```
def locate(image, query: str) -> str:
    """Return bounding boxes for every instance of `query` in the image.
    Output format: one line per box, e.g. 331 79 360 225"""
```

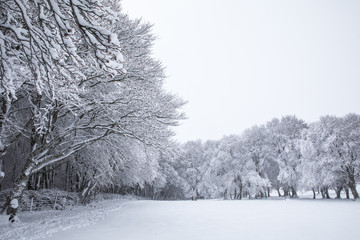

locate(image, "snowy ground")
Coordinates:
0 197 133 240
2 196 359 240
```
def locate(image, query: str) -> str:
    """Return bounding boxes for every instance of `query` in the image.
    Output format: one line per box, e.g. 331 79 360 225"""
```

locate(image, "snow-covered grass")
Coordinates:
0 195 137 240
36 199 360 240
1 196 360 240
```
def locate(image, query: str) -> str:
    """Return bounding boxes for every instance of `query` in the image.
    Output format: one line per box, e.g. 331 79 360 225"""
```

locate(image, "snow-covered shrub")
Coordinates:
0 189 79 212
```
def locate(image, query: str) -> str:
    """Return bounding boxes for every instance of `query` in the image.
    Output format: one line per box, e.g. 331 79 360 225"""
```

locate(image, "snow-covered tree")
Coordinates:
300 114 360 199
148 151 190 200
240 126 272 197
0 1 185 221
0 0 125 154
299 120 338 199
337 114 360 198
299 127 323 198
175 114 358 200
266 116 307 197
177 140 207 199
195 134 271 200
206 136 239 199
197 139 221 198
0 0 127 221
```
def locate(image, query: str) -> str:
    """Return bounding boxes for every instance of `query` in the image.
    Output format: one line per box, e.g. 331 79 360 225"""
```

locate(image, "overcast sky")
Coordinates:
121 0 360 143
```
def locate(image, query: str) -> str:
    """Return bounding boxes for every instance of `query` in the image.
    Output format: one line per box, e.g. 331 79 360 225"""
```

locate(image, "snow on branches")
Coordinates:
1 0 125 98
0 0 127 154
0 0 185 222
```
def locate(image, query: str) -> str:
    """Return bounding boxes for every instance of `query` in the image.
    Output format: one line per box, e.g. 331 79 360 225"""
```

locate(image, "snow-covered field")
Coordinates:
0 197 132 240
2 197 359 240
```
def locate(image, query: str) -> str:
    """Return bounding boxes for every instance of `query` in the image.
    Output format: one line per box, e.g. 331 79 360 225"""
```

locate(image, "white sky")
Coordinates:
121 0 360 143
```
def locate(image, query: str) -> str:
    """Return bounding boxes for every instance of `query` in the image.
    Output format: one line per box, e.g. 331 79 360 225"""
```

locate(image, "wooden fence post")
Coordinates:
53 192 58 209
30 198 34 213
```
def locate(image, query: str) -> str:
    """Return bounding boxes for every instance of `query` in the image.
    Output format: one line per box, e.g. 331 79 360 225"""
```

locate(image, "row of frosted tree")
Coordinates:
176 114 360 200
0 0 185 222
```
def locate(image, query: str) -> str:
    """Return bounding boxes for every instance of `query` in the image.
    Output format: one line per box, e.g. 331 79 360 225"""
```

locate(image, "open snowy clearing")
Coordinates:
3 198 358 240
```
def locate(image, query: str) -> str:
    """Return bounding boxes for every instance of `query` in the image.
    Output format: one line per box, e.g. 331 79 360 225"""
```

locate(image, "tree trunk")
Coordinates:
346 167 359 199
259 191 264 199
348 181 359 199
283 188 289 197
0 173 3 190
0 158 5 190
223 189 228 200
312 188 316 199
44 170 49 188
320 188 326 199
50 168 55 189
325 188 330 199
320 187 330 199
65 162 70 191
80 181 98 204
238 184 243 200
28 174 35 190
290 187 298 198
196 188 200 200
344 187 350 199
1 159 36 222
36 174 41 190
335 187 342 199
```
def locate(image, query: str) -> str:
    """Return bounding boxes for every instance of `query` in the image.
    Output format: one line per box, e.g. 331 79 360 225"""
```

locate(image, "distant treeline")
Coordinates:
175 114 360 200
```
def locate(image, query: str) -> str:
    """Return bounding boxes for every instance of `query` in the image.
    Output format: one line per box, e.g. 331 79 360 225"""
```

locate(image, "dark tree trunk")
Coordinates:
260 191 264 199
28 174 35 190
335 187 342 199
0 159 5 190
320 188 326 199
348 181 359 199
344 187 350 199
0 174 3 190
312 188 316 199
65 162 70 191
346 167 359 199
320 187 330 199
325 188 330 199
238 184 243 200
223 189 228 200
283 187 289 197
50 168 55 189
44 170 49 188
290 187 298 198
